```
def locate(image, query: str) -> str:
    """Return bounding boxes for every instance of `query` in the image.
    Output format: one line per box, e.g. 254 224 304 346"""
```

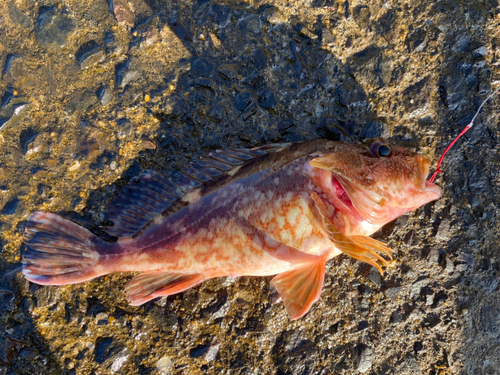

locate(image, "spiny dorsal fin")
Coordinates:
103 144 292 237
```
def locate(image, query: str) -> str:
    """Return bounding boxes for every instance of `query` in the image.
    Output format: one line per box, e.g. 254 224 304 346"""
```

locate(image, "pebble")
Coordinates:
357 346 374 373
257 89 276 109
211 4 231 27
209 103 226 122
238 15 261 35
37 11 76 48
115 59 143 87
8 2 33 29
368 267 382 287
1 199 19 215
76 40 106 69
94 337 130 373
234 91 252 111
191 57 214 77
278 119 294 132
105 32 118 55
218 64 238 81
253 48 268 70
97 86 113 106
112 0 135 27
321 28 336 48
294 20 317 39
156 356 173 375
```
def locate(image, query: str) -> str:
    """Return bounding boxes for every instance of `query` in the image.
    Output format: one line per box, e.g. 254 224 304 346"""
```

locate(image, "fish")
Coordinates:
22 139 442 320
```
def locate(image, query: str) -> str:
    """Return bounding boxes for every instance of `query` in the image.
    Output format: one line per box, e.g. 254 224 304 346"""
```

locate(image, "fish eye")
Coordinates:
369 140 392 157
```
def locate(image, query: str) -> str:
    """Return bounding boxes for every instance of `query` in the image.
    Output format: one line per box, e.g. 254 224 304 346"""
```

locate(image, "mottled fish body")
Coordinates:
23 139 441 319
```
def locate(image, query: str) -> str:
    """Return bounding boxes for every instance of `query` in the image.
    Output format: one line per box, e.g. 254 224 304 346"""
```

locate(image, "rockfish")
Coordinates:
23 139 442 320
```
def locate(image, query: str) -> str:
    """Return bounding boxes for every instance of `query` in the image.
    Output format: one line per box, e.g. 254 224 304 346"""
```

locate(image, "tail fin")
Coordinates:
23 212 106 285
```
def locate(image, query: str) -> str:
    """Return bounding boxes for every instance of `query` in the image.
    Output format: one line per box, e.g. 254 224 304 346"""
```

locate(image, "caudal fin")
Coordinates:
23 212 105 285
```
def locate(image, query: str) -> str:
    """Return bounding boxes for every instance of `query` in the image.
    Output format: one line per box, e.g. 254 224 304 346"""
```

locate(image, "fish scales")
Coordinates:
117 155 329 277
22 139 442 319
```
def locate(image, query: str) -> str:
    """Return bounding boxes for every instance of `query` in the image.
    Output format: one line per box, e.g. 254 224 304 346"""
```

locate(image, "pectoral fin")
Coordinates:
330 232 394 274
310 192 394 274
270 258 327 320
125 271 205 305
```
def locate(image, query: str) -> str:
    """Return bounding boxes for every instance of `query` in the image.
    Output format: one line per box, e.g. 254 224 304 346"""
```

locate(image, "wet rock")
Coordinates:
172 24 193 43
218 63 238 81
265 9 287 25
105 32 118 55
1 87 15 108
0 289 15 314
289 40 309 81
190 342 211 358
353 5 371 30
149 307 179 332
369 267 382 287
8 2 33 29
293 20 317 40
87 0 110 22
320 28 335 48
349 45 383 88
315 116 343 141
257 89 276 109
0 336 29 367
204 339 221 362
375 9 398 43
19 128 39 155
194 77 215 90
75 40 105 69
128 0 153 19
191 57 214 77
65 90 97 114
253 48 268 70
405 28 428 53
211 4 231 27
2 54 18 78
452 33 471 53
209 103 225 122
234 91 252 111
336 80 367 107
115 58 144 87
238 15 261 35
360 121 383 139
141 25 158 47
402 76 431 113
33 286 59 308
112 0 135 27
37 8 76 48
97 86 113 106
94 337 130 373
278 119 294 132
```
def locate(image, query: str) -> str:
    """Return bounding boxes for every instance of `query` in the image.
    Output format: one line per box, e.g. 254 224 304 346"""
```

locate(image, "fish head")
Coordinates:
310 139 442 226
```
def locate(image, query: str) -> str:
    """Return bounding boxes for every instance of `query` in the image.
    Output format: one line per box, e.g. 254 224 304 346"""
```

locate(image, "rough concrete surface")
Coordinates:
0 0 500 374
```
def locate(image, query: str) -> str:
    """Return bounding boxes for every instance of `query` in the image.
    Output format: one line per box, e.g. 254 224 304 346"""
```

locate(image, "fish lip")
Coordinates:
424 180 443 198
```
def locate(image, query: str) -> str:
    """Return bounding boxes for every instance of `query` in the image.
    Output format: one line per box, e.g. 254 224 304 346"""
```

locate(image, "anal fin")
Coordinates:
270 258 327 320
125 271 205 305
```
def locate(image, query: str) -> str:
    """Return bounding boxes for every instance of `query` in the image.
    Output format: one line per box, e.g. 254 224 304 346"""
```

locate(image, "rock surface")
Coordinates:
0 0 499 374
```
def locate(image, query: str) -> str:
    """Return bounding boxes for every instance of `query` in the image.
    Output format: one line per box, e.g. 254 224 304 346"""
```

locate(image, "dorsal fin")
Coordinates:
103 144 293 237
